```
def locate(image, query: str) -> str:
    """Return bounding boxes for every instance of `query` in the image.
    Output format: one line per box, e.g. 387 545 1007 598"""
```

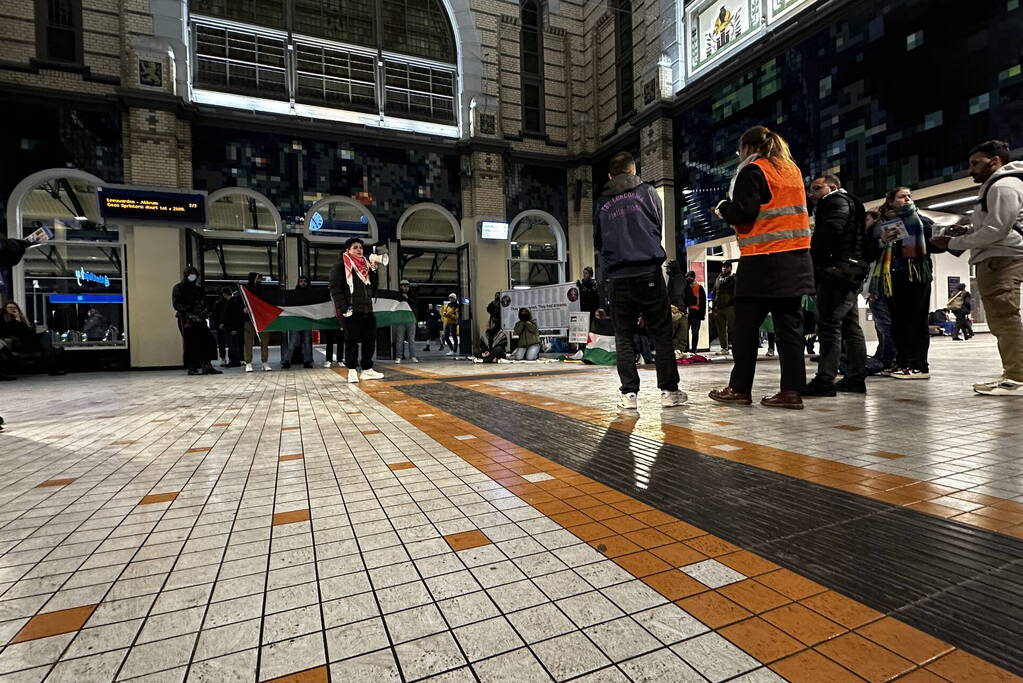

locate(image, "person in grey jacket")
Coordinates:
933 140 1023 395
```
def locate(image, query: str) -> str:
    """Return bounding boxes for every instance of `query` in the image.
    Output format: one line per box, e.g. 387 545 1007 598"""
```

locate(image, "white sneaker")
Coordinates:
361 368 384 380
661 390 688 407
395 358 402 364
411 357 420 363
617 392 639 411
264 365 272 372
323 361 332 368
973 377 1023 395
445 350 455 356
892 368 928 380
766 349 776 357
244 363 253 373
348 369 360 383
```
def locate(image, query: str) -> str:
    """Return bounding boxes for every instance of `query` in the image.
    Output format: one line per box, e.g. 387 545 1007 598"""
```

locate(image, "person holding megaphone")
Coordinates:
329 237 386 383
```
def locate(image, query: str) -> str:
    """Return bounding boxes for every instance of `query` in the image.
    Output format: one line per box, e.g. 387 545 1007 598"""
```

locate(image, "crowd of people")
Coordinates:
589 132 1023 410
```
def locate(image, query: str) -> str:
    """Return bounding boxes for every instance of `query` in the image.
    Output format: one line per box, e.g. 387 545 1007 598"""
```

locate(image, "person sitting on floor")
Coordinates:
476 318 509 363
671 305 688 357
0 301 65 377
512 307 541 360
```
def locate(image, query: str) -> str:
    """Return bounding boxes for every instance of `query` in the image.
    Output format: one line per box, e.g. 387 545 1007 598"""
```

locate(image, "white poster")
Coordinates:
568 312 591 344
500 283 582 335
687 0 764 79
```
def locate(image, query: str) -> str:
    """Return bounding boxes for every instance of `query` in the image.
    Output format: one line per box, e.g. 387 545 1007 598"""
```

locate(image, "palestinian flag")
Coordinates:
581 332 616 365
240 285 415 332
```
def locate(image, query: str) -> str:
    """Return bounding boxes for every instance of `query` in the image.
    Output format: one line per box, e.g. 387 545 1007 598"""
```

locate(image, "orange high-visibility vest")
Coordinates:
736 158 811 256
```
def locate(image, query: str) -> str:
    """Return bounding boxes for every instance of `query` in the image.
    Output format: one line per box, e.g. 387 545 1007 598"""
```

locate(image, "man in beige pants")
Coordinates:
933 140 1023 395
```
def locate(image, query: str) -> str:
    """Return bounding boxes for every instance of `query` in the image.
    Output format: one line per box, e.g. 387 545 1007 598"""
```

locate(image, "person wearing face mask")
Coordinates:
282 275 315 369
329 237 384 383
425 304 442 351
932 140 1023 395
394 279 419 363
864 186 943 380
511 307 541 360
172 266 221 376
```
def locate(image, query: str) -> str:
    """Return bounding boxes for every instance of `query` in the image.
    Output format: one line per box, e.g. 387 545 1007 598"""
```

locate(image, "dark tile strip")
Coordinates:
397 382 1023 676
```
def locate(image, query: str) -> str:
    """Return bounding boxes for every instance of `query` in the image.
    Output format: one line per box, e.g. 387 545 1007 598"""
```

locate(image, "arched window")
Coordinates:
189 0 458 126
302 196 379 244
614 0 634 119
508 210 566 288
206 188 283 239
397 203 461 247
520 0 544 133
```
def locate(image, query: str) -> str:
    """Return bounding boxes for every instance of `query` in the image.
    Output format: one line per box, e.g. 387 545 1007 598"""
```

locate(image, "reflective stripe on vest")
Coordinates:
736 159 812 257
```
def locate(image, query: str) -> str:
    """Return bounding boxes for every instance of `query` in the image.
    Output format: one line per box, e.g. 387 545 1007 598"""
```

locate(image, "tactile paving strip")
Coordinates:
398 381 1023 676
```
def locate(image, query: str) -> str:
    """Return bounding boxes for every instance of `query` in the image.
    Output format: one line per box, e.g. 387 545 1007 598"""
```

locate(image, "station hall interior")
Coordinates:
1 0 1023 681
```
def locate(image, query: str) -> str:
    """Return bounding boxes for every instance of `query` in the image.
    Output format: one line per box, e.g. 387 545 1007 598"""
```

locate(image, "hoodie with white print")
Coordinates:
949 161 1023 264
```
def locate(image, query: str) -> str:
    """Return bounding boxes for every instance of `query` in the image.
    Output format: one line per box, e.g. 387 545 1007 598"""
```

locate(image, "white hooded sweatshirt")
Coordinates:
949 160 1023 264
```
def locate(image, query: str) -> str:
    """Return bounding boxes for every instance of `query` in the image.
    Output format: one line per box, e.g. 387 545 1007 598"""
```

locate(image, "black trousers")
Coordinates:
890 279 931 372
178 319 217 370
953 309 973 339
729 296 806 394
609 272 680 394
323 329 345 363
688 317 702 352
814 283 867 384
341 311 376 370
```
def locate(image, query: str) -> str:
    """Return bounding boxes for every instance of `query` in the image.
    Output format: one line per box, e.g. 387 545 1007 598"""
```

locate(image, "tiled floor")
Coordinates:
0 334 1019 682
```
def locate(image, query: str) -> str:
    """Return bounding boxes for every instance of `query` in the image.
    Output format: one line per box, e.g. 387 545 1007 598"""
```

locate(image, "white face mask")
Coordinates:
187 274 198 282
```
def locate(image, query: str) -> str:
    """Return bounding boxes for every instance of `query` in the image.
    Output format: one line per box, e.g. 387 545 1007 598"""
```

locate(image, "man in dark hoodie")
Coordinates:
594 151 686 410
171 266 221 376
0 236 31 429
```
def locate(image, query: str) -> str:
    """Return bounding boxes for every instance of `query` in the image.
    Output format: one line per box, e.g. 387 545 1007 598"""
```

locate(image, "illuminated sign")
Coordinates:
75 268 110 288
479 221 510 240
98 186 207 225
310 212 324 231
687 0 765 80
51 294 124 304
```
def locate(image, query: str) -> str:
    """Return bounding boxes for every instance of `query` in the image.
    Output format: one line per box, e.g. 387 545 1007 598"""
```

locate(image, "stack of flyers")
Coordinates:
878 217 909 242
25 226 54 245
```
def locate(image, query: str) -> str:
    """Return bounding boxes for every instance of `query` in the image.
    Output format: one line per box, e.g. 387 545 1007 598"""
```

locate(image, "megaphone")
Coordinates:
368 252 389 267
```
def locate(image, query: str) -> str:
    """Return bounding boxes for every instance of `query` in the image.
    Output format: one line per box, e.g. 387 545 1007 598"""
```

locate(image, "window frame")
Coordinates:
34 0 84 67
519 0 546 135
614 0 635 121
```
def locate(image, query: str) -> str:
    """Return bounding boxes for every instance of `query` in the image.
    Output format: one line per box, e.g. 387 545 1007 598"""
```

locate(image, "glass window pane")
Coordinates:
189 0 286 29
381 0 456 63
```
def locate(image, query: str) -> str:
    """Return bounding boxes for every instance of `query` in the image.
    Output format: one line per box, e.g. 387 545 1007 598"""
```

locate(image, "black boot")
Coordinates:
202 363 222 375
188 368 202 376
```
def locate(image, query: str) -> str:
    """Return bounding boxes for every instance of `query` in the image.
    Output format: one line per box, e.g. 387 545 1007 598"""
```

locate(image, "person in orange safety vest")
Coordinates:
708 125 815 410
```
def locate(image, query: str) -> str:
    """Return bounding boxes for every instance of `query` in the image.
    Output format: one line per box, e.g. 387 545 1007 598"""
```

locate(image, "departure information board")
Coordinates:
98 186 207 224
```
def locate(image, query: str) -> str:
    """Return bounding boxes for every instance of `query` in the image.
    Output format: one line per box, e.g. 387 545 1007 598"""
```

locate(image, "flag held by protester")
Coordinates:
240 285 414 332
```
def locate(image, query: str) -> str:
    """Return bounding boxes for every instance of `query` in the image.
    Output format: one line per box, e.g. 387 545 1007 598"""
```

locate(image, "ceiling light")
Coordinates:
925 196 977 209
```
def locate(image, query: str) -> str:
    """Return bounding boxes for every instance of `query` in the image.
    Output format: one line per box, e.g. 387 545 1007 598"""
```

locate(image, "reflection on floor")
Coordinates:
0 334 1019 682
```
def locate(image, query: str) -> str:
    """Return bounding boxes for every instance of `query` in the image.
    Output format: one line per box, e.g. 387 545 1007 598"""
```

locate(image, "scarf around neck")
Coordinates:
342 252 370 294
869 202 931 296
728 154 761 199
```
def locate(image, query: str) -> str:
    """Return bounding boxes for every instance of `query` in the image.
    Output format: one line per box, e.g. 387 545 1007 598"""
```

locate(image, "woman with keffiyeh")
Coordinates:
865 187 944 380
329 237 385 383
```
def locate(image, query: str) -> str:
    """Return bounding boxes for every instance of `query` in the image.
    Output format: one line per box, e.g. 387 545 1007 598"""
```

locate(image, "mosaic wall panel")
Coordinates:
506 162 569 234
675 0 1023 244
191 124 462 242
1 99 123 236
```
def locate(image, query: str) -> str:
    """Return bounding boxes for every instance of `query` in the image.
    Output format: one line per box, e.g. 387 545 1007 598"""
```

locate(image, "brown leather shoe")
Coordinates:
708 387 753 405
761 390 804 410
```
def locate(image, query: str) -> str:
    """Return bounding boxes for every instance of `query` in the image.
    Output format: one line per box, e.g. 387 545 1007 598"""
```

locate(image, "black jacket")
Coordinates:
594 174 666 277
328 261 378 313
172 279 206 322
665 261 686 310
398 288 419 320
576 277 599 312
683 282 707 321
712 272 736 309
0 238 28 268
717 164 815 299
810 190 865 276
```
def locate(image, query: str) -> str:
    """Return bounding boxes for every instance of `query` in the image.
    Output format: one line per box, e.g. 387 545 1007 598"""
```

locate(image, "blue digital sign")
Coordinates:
50 294 124 304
